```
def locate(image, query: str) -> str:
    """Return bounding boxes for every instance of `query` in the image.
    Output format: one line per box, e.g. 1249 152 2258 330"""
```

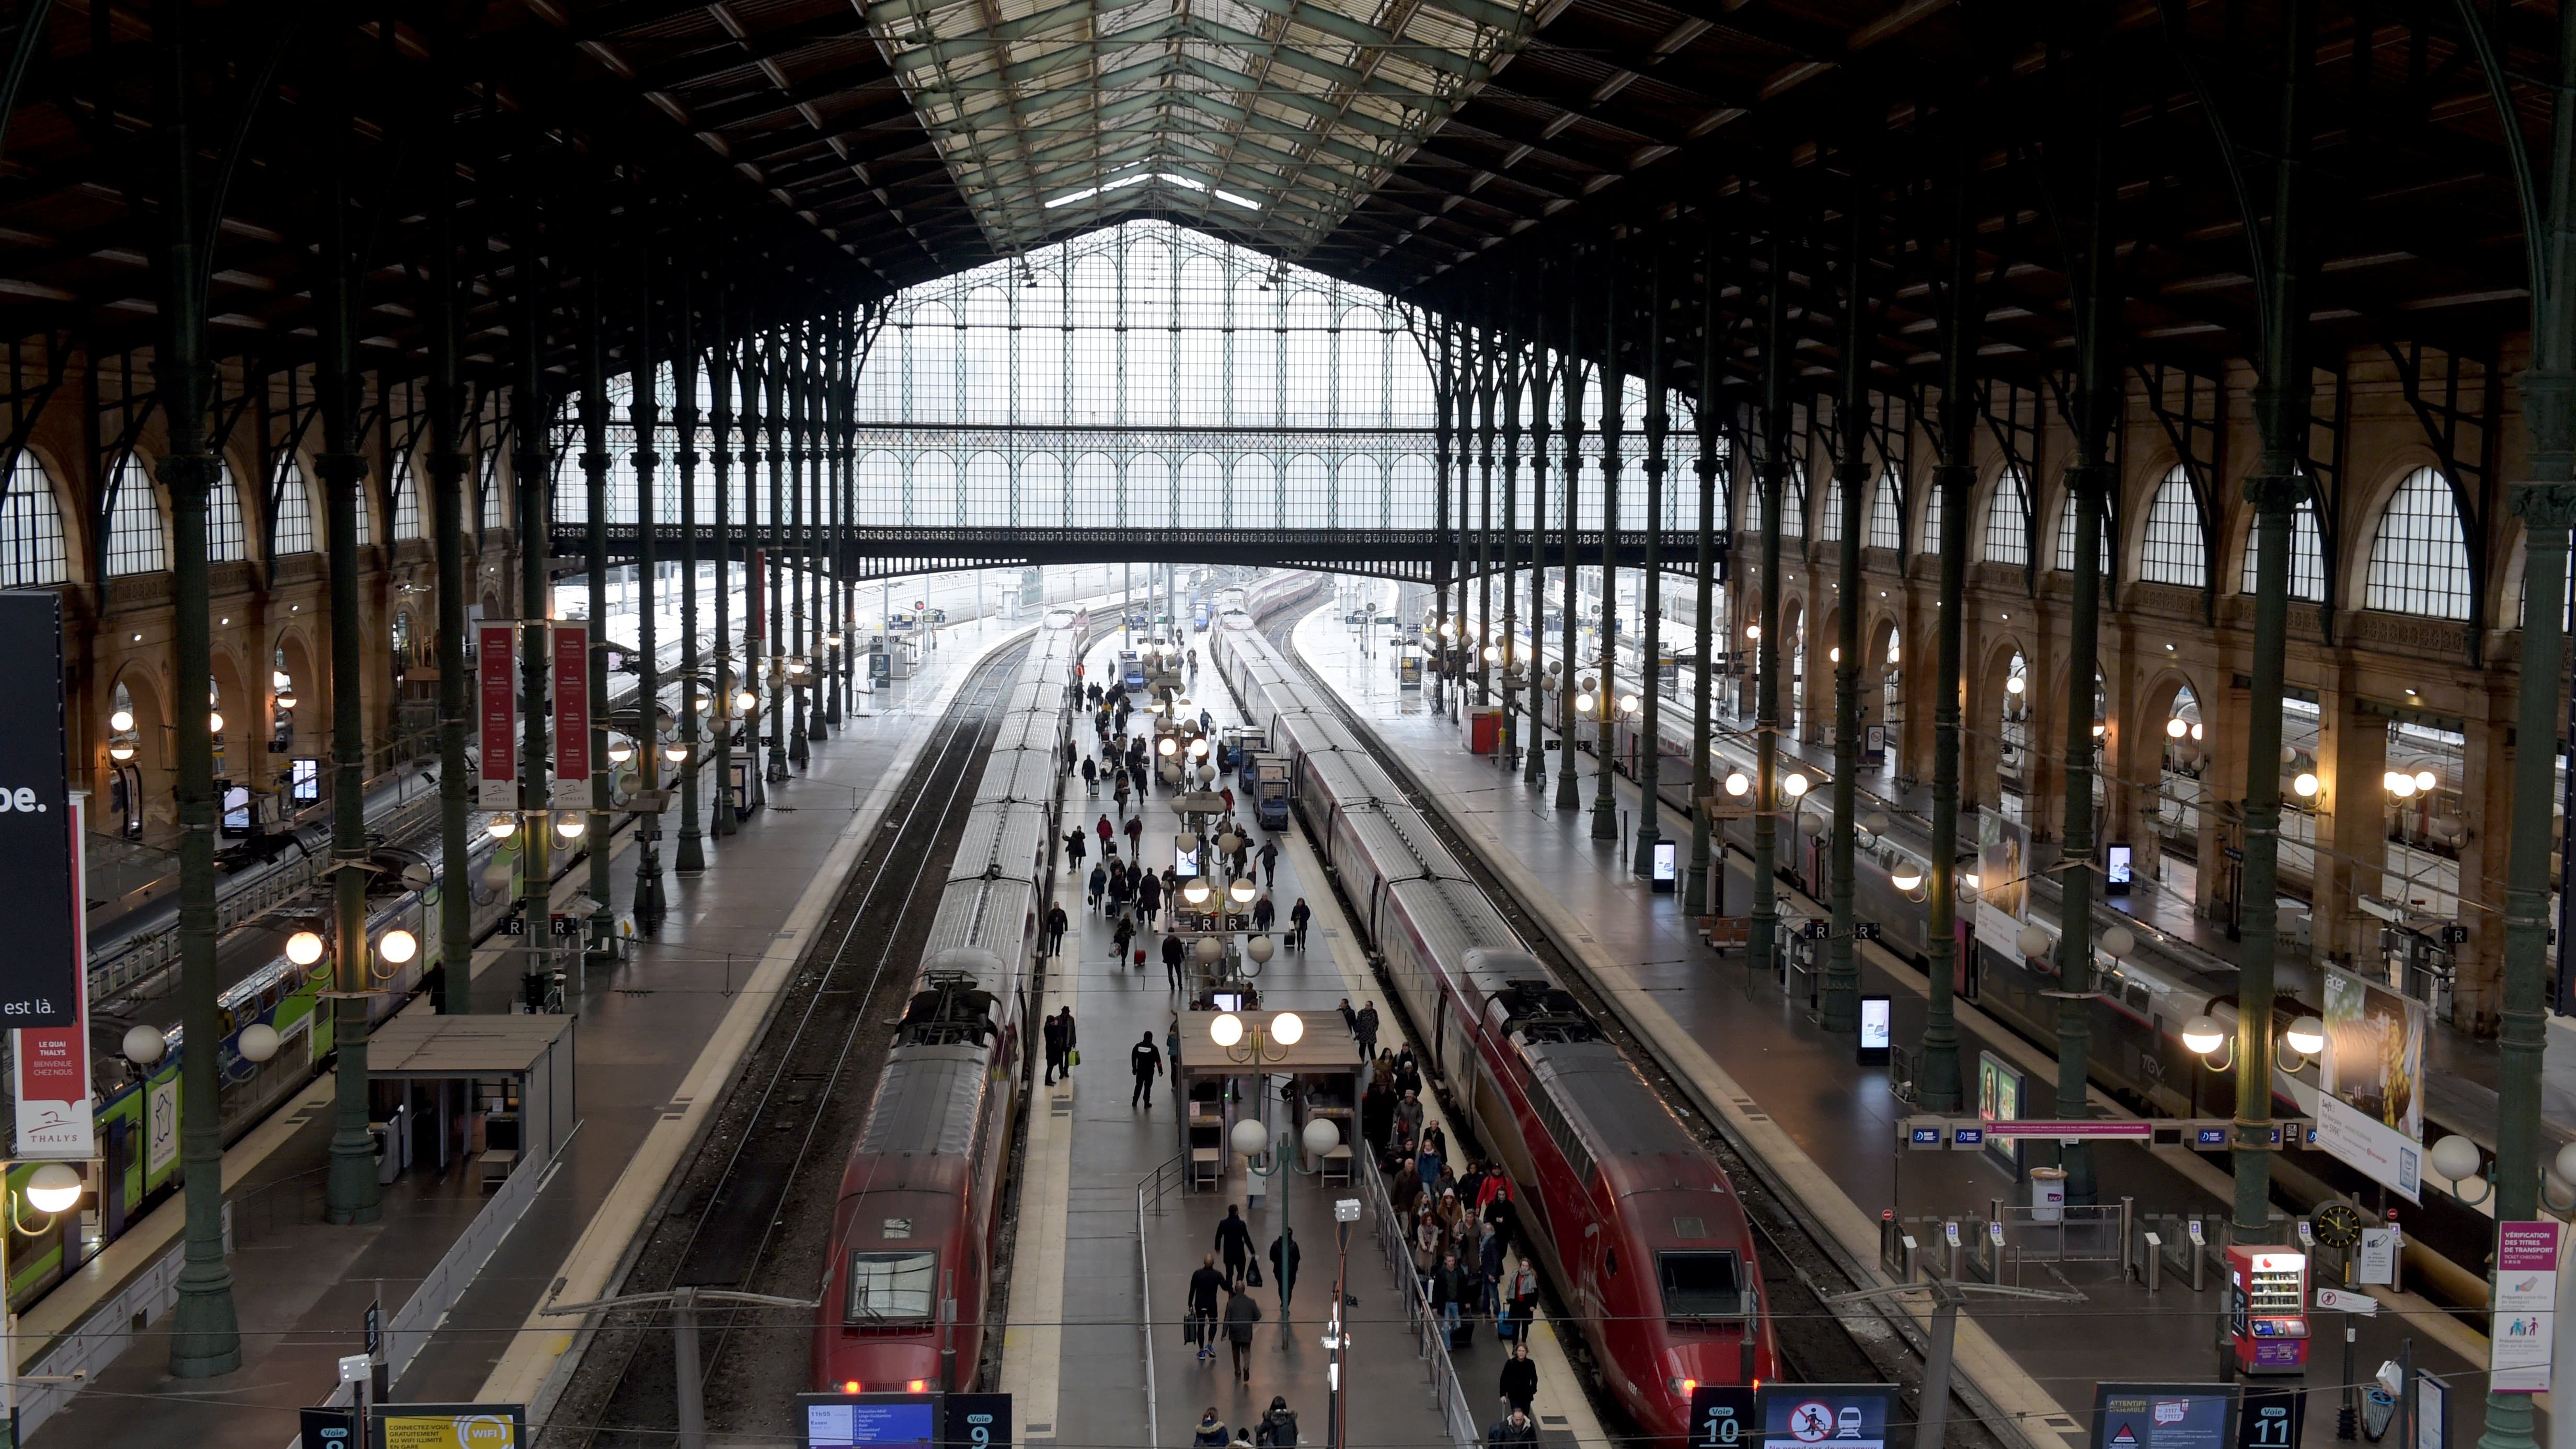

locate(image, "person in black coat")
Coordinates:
1187 1254 1224 1363
1042 1012 1067 1085
1043 903 1069 958
1164 932 1188 991
1486 1409 1538 1447
1214 1203 1255 1289
1354 1002 1379 1061
1361 1080 1396 1155
1499 1341 1538 1416
1131 1031 1164 1109
1267 1228 1301 1317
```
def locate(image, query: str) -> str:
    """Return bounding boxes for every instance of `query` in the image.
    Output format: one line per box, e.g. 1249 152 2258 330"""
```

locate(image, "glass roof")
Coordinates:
861 0 1546 257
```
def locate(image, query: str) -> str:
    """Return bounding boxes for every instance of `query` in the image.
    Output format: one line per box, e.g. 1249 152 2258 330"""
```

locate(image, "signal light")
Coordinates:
843 1381 861 1394
1682 1379 1697 1394
907 1379 928 1394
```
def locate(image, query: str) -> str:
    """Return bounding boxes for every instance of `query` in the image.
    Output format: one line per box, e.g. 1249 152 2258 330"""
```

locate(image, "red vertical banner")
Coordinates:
15 795 93 1158
553 622 592 809
478 622 518 808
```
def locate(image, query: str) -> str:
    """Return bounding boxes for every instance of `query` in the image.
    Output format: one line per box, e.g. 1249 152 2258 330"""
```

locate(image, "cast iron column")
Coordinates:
1747 229 1788 991
1685 216 1721 918
787 328 811 765
630 237 666 933
2233 0 2316 1242
1917 157 1980 1115
765 337 789 781
581 255 615 959
1592 263 1623 843
513 191 557 1014
426 122 473 1013
1555 274 1586 814
675 257 706 874
1824 192 1871 1037
312 121 380 1229
1432 318 1454 714
2053 135 2123 1206
709 270 737 837
1476 319 1497 709
153 0 243 1370
1524 269 1553 789
1634 245 1668 877
1500 287 1524 768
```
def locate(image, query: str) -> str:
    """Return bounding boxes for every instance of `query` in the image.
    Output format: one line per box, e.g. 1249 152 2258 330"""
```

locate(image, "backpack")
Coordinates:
1259 1412 1298 1448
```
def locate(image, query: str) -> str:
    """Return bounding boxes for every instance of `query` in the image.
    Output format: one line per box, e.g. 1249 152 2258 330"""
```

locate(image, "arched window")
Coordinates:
105 455 166 576
273 463 316 555
480 450 507 533
209 463 247 563
1779 466 1806 539
392 455 424 540
2137 468 2205 586
2366 467 2472 619
2238 494 2327 602
1868 472 1903 551
1919 478 1944 555
2055 493 2112 574
1984 469 2029 567
0 452 68 586
1819 471 1843 543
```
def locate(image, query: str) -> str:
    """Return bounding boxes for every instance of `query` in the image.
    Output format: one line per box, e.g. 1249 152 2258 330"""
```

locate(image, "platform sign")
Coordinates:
944 1392 1010 1449
1755 1383 1897 1449
371 1402 523 1449
1690 1385 1756 1449
14 789 90 1157
800 1393 940 1448
0 593 78 1029
300 1407 360 1449
2089 1384 2236 1449
2237 1383 2303 1449
477 624 518 808
2490 1220 2560 1391
2317 965 2425 1203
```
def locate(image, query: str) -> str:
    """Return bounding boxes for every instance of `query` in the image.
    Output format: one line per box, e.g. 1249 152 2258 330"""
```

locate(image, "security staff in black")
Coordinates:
1131 1030 1164 1109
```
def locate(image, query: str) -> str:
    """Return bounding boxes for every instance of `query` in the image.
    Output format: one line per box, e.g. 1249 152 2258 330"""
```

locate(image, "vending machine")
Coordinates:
2225 1246 2312 1373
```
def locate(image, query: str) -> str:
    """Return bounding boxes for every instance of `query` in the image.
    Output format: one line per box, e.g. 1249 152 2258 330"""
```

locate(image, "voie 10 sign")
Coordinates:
1756 1384 1901 1449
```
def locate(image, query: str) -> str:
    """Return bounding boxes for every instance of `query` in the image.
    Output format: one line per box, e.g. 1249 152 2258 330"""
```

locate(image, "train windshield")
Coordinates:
846 1250 939 1322
1656 1250 1745 1319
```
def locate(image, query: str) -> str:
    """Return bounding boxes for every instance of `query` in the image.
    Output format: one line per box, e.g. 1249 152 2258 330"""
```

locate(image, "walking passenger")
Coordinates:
1223 1285 1263 1383
1188 1257 1225 1364
1131 1030 1163 1109
1214 1203 1256 1289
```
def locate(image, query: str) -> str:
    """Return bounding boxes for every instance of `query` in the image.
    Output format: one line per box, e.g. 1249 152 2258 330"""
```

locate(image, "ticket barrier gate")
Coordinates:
1884 1214 1993 1284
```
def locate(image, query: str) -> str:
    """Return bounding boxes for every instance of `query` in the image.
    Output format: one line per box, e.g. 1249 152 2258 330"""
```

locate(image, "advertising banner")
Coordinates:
2089 1384 2238 1449
0 592 79 1026
477 624 517 808
2317 964 2425 1202
373 1403 523 1449
2490 1221 2561 1392
14 788 90 1157
1974 812 2031 954
551 623 592 809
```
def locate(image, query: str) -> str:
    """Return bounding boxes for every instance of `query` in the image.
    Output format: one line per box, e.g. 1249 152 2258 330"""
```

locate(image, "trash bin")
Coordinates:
2030 1166 2067 1223
1466 706 1501 754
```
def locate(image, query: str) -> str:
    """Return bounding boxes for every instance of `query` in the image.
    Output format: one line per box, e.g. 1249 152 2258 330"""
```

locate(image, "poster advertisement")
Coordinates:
2490 1221 2561 1392
2317 965 2425 1202
1975 812 2030 954
148 1074 179 1176
2090 1384 2237 1449
0 592 81 1026
477 624 518 809
14 793 91 1157
550 623 592 809
374 1404 522 1449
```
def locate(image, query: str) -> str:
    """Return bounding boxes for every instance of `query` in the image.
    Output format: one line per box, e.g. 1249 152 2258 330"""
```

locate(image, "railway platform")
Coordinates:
1009 632 1608 1449
26 614 1018 1449
1285 607 2494 1449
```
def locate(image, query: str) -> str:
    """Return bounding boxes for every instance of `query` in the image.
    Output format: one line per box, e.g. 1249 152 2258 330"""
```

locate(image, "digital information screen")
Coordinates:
2090 1384 2238 1449
800 1395 939 1448
1757 1384 1899 1449
1858 997 1892 1063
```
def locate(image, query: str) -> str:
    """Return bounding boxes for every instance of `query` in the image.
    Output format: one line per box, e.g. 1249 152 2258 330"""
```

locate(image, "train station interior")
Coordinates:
5 2 2576 1448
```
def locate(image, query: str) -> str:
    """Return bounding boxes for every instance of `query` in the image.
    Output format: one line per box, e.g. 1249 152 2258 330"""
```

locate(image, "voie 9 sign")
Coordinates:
0 593 79 1027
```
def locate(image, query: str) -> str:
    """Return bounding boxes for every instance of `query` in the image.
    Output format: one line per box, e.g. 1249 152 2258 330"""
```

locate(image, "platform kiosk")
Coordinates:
2225 1246 2312 1373
1176 1007 1359 1193
365 1008 577 1193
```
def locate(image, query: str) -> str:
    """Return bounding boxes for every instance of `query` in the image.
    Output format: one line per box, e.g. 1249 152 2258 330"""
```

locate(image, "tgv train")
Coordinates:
1208 583 1777 1444
813 608 1086 1396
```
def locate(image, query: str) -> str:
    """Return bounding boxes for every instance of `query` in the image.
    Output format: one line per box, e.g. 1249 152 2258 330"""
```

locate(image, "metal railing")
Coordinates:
1138 1153 1184 1449
1354 1148 1481 1449
1997 1202 2130 1283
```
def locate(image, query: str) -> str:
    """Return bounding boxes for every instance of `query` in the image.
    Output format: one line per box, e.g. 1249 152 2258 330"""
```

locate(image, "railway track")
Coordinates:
1252 603 2012 1449
553 643 1031 1449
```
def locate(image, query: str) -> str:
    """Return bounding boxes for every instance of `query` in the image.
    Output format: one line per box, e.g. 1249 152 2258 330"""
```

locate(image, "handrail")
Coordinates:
1138 1152 1184 1449
1354 1147 1481 1449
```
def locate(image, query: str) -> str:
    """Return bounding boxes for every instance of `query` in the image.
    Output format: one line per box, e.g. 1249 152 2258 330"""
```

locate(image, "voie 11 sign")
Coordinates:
1756 1384 1900 1449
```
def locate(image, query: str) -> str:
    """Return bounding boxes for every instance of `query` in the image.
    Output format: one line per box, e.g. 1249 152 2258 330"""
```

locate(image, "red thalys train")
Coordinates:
811 610 1086 1395
1208 586 1778 1443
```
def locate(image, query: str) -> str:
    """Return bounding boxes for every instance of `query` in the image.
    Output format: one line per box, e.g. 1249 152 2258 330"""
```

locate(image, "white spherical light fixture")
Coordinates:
1231 1119 1271 1158
123 1024 168 1065
1270 1010 1304 1046
237 1022 282 1064
1210 1012 1245 1048
24 1164 83 1215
